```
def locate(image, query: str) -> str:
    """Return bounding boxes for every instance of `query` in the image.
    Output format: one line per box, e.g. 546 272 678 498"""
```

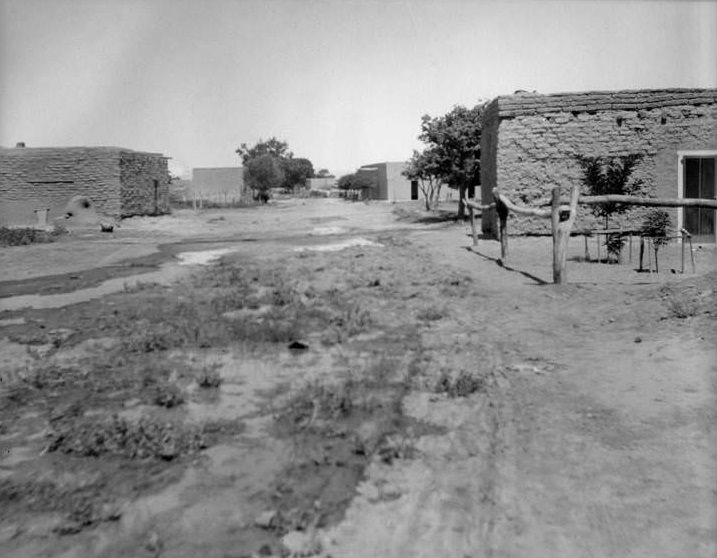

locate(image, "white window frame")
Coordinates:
677 150 717 243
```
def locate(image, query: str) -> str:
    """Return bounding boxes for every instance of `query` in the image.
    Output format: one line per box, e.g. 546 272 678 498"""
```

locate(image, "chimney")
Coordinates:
15 142 26 148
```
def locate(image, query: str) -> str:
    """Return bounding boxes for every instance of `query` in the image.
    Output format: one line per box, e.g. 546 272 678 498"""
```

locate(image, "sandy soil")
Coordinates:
0 199 715 558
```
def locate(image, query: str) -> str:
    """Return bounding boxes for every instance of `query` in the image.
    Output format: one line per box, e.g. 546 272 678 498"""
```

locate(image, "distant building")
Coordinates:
480 88 717 241
191 167 247 202
357 162 418 201
0 145 170 227
307 177 337 191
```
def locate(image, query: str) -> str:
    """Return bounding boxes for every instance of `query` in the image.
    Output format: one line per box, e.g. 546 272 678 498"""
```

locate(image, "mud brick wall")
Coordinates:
481 89 717 236
120 151 170 216
0 147 121 227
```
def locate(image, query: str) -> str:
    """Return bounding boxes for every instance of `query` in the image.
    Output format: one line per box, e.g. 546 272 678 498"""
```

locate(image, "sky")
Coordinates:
1 0 716 178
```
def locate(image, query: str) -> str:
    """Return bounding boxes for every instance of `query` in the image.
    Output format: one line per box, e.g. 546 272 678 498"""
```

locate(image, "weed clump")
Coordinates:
47 415 206 460
196 366 223 388
0 225 67 247
434 369 486 397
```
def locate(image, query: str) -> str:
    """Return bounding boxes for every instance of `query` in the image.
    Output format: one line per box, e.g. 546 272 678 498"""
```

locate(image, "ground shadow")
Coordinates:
462 246 550 286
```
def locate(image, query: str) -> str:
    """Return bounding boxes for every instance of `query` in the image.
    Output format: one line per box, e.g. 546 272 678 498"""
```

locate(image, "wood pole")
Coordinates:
639 238 645 271
495 197 509 259
469 205 478 246
551 185 580 284
584 235 589 261
681 233 685 274
690 236 695 273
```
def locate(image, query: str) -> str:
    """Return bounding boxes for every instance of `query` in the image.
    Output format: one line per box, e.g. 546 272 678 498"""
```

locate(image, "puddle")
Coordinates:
0 246 248 311
294 238 383 253
0 318 26 327
175 248 235 266
310 226 346 236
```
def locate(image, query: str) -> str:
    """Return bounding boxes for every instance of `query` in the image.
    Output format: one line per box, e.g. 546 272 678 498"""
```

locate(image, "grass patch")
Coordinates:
0 225 67 247
47 415 206 460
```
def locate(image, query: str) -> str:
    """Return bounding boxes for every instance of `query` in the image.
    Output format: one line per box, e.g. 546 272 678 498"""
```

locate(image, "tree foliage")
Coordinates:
282 157 315 191
577 154 645 228
235 137 292 166
403 148 443 210
236 138 315 199
244 154 285 201
414 103 486 216
316 168 335 179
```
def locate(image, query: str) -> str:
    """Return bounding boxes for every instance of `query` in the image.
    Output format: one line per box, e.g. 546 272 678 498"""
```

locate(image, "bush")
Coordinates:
641 210 672 246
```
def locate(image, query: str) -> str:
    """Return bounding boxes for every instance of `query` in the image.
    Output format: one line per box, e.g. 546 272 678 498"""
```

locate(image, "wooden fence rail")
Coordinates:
466 188 716 284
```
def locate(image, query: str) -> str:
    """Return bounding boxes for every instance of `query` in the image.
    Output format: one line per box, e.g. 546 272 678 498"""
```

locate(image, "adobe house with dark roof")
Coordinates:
480 88 717 242
0 145 170 227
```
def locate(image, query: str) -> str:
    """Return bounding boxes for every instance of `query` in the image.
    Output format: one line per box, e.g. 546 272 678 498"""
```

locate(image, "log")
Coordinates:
579 195 717 209
494 189 554 217
463 198 495 211
551 185 580 284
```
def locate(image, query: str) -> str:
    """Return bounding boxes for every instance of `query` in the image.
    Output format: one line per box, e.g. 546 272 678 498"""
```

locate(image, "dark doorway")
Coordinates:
410 180 419 200
153 179 159 214
683 157 715 243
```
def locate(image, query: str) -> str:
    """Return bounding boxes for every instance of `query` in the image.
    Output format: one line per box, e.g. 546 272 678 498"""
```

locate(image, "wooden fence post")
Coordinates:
495 196 509 259
551 185 580 284
469 204 478 246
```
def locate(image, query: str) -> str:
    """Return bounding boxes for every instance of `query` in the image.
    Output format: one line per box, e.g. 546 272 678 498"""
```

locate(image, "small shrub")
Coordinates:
605 234 626 262
434 369 486 397
641 209 672 246
196 366 222 388
417 306 445 322
151 383 184 408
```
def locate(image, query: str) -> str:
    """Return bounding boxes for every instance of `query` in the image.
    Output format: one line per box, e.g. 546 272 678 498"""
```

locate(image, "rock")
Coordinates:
254 510 278 529
281 530 322 556
634 337 642 343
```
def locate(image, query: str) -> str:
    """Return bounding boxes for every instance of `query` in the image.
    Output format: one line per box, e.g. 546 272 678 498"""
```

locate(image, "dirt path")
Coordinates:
319 226 716 557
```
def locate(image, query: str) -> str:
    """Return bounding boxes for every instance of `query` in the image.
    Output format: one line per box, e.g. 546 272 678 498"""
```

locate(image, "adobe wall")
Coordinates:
191 167 246 201
384 162 413 202
481 89 717 235
0 147 121 227
120 151 170 216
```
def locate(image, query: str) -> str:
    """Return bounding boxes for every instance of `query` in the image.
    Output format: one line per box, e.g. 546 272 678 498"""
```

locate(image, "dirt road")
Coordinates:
1 199 715 557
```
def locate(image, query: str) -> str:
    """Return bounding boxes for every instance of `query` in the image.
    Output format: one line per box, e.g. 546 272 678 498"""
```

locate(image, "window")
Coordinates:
678 152 716 243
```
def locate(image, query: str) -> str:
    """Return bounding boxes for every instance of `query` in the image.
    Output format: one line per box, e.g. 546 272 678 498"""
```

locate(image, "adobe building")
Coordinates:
480 88 717 242
0 145 170 227
357 161 419 201
191 167 248 202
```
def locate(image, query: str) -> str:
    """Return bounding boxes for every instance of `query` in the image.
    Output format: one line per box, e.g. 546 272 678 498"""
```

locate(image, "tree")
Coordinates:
316 168 335 179
403 148 444 211
282 157 315 191
235 137 292 166
577 154 645 229
236 137 316 199
245 154 285 202
415 103 486 217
